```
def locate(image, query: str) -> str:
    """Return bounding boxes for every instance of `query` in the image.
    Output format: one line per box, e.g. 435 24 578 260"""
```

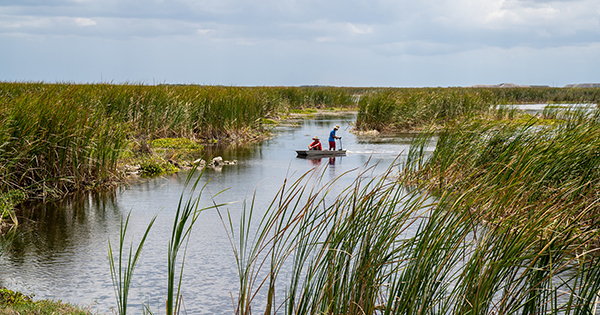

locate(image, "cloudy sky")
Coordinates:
1 0 599 87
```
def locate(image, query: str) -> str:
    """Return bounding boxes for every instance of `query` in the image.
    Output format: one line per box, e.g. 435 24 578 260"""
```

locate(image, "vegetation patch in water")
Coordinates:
508 112 559 126
471 112 561 128
137 157 179 177
150 137 203 150
289 108 318 115
260 118 278 125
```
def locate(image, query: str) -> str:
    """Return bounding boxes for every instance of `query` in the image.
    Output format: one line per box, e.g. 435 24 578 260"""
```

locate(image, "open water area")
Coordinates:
0 113 431 314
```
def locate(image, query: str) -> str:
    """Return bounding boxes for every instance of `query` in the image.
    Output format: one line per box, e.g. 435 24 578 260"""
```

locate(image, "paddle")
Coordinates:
338 137 343 151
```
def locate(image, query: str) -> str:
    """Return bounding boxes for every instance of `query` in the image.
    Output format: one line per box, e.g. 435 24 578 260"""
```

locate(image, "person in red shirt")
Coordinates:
308 136 322 150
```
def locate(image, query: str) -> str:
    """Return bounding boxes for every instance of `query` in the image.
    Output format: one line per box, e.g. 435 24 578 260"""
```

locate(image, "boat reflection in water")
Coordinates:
298 155 341 167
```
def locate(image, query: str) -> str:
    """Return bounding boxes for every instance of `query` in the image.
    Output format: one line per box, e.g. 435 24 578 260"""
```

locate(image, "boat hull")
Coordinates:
296 150 347 158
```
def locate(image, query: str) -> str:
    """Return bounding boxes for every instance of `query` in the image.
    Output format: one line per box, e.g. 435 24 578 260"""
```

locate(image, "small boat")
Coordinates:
296 150 347 158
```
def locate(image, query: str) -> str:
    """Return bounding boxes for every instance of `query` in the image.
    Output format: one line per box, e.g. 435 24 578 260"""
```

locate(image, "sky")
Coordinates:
1 0 599 87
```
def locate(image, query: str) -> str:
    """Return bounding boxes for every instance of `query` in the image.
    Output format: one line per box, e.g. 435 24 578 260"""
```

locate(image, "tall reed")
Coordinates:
228 158 600 314
108 211 157 315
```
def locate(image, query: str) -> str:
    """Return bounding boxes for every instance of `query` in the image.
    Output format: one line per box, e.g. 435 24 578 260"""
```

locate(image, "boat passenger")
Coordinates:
309 136 322 150
328 125 341 150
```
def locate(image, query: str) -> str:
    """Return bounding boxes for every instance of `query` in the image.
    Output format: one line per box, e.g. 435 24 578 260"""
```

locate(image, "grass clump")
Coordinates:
0 287 32 305
0 287 90 315
151 138 203 150
260 118 278 125
507 112 559 126
289 108 318 115
0 190 25 235
149 137 204 162
137 157 179 177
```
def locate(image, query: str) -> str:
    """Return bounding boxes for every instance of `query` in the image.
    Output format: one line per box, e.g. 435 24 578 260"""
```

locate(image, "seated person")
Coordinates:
308 136 322 150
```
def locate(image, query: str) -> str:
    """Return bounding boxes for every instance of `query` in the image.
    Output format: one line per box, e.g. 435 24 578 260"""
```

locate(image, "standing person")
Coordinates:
308 136 322 150
328 125 341 150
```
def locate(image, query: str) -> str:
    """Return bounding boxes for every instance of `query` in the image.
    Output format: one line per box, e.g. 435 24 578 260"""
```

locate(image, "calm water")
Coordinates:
0 113 427 314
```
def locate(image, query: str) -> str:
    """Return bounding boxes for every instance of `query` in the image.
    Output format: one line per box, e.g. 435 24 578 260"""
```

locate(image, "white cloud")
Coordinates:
74 17 96 26
346 23 373 35
437 0 600 33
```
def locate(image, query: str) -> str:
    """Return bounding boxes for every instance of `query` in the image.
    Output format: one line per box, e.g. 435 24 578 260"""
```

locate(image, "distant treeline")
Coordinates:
356 87 600 131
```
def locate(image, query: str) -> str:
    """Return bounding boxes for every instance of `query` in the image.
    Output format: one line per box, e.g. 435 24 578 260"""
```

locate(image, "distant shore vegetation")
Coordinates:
355 86 600 132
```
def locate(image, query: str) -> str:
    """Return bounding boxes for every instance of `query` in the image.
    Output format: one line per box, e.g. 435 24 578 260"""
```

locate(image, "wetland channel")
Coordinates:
1 113 426 314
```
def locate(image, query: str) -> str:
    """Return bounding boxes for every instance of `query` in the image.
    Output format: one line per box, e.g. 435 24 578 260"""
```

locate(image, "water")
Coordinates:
497 103 596 114
0 113 428 314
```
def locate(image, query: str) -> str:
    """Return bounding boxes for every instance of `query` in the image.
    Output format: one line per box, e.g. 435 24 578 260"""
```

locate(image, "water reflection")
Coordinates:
1 113 432 314
297 155 343 167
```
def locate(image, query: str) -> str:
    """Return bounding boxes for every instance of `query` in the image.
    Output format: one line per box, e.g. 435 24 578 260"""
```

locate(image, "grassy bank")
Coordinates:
355 87 600 132
0 287 91 315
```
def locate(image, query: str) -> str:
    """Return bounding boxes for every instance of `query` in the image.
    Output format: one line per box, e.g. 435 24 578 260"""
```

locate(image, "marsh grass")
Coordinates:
4 83 595 201
356 87 600 132
404 106 600 233
0 82 359 201
226 156 600 314
0 87 128 199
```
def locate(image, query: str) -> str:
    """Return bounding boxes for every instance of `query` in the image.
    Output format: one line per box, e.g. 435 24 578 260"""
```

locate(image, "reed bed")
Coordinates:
356 87 600 132
0 84 128 200
225 160 600 315
0 82 359 200
404 106 600 240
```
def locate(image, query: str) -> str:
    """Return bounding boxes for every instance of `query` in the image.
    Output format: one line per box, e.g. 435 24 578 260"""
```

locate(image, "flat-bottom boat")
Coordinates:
296 149 347 158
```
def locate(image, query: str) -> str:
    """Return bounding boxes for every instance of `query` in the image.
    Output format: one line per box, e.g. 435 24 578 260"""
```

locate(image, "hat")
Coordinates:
334 125 340 129
312 136 319 140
